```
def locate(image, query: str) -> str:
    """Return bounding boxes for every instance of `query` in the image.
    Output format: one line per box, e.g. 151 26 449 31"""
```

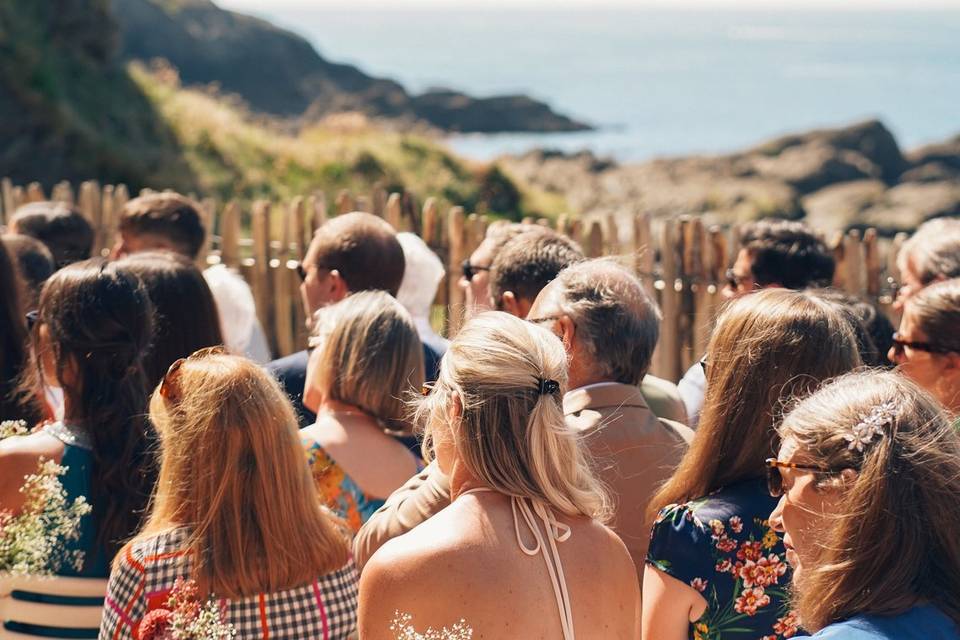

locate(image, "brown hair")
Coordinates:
907 278 960 354
119 193 206 259
307 212 404 297
136 351 350 597
489 229 584 307
114 252 224 389
11 201 94 268
778 370 960 630
416 312 610 521
310 291 424 433
648 289 861 521
0 241 30 420
740 218 835 289
29 259 156 556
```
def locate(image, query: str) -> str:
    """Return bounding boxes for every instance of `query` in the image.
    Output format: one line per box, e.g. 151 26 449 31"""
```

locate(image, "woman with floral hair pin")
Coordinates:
768 370 960 638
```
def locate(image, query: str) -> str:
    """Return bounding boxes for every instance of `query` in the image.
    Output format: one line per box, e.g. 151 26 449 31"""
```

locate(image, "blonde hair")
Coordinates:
649 289 861 521
133 352 350 597
311 290 424 432
417 312 610 521
778 370 960 631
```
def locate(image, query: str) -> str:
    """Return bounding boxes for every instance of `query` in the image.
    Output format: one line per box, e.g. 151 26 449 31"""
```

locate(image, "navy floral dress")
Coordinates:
647 478 799 640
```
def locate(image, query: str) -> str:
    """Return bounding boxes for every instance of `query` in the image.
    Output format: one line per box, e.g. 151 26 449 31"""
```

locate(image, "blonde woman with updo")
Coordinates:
890 277 960 417
358 312 639 639
768 370 960 638
100 350 358 639
301 290 425 533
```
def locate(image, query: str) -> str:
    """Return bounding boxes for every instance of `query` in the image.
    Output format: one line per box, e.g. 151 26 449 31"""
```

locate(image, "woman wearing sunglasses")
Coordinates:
890 278 960 417
643 289 860 640
768 370 960 639
0 259 156 577
100 349 358 639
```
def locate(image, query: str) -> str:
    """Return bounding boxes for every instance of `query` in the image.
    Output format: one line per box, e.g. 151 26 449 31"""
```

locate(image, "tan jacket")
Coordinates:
563 382 693 579
353 383 692 575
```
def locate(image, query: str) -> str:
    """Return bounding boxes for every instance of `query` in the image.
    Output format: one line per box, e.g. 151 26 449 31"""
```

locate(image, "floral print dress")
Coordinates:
647 478 799 640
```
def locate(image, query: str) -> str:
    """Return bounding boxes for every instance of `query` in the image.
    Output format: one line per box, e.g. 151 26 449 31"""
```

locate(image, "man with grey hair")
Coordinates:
353 258 693 588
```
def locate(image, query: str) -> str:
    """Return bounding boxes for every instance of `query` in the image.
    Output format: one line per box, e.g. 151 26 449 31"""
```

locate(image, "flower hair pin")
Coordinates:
843 400 897 452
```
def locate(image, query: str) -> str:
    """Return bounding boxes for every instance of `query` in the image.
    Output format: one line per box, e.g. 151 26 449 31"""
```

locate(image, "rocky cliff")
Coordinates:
110 0 589 133
503 120 960 233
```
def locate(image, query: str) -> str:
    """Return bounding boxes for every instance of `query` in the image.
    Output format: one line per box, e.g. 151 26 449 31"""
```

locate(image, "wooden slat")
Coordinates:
335 189 354 215
26 182 45 203
385 192 403 230
251 200 275 356
446 206 467 337
585 219 604 258
219 201 242 268
657 219 681 382
1 177 14 223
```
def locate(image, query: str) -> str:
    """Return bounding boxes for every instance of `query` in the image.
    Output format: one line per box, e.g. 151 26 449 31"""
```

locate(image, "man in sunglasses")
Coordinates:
679 218 836 428
458 221 539 318
270 211 442 426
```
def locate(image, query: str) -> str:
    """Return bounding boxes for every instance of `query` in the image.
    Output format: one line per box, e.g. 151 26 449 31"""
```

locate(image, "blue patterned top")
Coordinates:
647 478 797 639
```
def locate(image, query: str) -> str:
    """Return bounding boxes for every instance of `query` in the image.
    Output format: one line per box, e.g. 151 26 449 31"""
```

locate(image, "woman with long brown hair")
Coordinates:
100 350 357 639
769 370 960 638
0 259 156 576
642 289 861 640
0 240 33 421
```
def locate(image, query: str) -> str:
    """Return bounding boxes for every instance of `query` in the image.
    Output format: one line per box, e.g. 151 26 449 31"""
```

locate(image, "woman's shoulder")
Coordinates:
122 528 191 569
798 607 960 640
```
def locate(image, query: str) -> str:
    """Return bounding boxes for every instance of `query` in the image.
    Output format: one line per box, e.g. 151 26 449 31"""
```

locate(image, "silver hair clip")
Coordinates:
843 400 897 452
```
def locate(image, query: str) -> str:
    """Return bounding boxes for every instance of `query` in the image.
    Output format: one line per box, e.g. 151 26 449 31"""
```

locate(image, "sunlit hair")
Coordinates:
897 218 960 286
907 277 960 355
310 290 424 433
778 370 960 631
416 311 610 521
135 352 350 597
648 289 861 522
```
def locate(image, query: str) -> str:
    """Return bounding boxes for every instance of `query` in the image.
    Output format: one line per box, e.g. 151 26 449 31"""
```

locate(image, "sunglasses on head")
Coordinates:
764 458 839 498
159 345 228 403
461 259 490 282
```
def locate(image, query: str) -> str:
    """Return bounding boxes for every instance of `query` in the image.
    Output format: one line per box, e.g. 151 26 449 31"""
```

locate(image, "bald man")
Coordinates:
354 258 692 584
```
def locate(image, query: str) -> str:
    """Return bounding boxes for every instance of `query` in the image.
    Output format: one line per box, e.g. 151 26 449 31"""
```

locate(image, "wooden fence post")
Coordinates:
250 200 275 356
335 190 354 215
843 229 864 296
1 178 13 223
446 207 467 337
585 219 603 258
219 201 242 269
385 193 403 230
656 218 682 382
26 182 45 203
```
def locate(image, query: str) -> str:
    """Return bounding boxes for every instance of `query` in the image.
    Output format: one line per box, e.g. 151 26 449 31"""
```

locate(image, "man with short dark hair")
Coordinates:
113 193 206 259
353 259 693 579
681 218 836 426
269 212 441 426
488 228 585 318
9 201 94 269
111 193 271 364
458 221 539 318
723 218 835 299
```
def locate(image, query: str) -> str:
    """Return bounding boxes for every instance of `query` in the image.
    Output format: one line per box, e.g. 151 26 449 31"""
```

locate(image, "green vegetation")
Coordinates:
131 64 565 218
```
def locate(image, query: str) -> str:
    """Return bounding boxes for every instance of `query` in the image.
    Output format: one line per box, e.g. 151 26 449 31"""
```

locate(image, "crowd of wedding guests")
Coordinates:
0 193 958 640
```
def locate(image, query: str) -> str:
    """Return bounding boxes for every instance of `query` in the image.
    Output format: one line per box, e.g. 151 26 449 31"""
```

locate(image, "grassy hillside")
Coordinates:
131 63 565 218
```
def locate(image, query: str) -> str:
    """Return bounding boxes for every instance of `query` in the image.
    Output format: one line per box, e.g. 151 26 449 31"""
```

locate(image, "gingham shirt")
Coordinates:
99 528 358 639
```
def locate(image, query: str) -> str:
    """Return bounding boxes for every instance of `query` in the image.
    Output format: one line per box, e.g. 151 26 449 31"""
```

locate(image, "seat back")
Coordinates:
0 575 106 639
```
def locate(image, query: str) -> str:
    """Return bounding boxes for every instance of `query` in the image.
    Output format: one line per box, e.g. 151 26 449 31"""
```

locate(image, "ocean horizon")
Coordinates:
246 7 960 162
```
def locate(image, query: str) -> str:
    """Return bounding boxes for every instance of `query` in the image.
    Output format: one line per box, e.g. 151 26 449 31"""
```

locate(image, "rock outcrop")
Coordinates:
111 0 590 133
502 120 960 233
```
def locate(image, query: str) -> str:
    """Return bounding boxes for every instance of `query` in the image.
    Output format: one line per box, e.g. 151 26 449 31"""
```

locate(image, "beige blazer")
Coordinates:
353 382 692 575
563 382 693 579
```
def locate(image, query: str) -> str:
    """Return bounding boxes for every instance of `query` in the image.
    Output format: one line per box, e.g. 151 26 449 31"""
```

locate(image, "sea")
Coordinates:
250 7 960 162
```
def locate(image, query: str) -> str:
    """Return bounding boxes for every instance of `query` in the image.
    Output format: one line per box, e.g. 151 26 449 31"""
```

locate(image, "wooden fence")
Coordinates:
0 178 906 382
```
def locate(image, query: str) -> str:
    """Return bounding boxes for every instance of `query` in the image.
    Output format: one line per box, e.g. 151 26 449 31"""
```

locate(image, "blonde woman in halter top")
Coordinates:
358 312 640 639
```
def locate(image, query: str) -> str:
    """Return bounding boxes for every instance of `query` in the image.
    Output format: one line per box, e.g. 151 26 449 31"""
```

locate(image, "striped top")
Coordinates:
98 528 358 640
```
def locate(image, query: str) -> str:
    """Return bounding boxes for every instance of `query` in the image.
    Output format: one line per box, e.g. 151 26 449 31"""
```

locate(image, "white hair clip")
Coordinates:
843 400 897 452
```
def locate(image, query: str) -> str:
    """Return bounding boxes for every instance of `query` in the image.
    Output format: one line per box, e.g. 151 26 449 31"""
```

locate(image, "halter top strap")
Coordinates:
457 488 575 640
